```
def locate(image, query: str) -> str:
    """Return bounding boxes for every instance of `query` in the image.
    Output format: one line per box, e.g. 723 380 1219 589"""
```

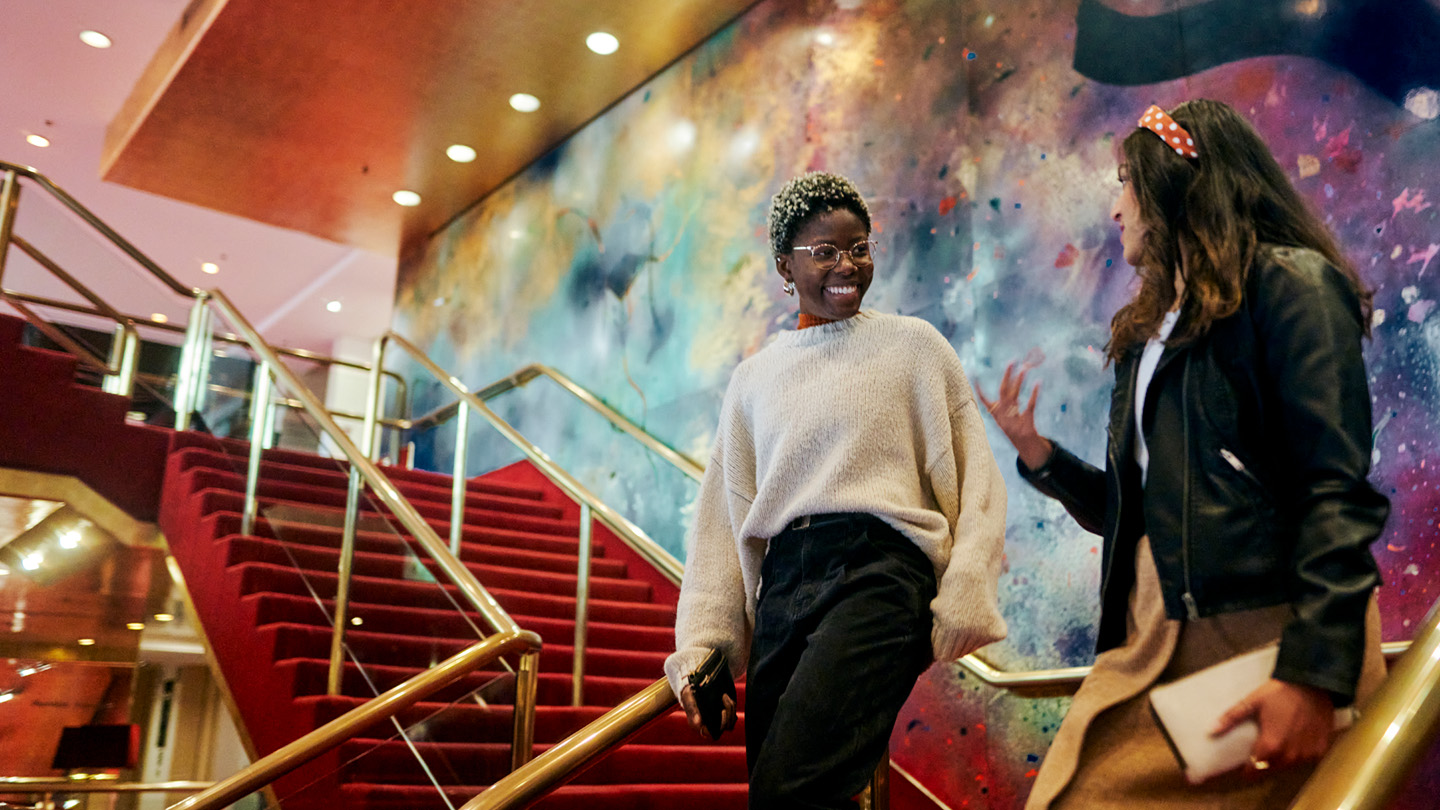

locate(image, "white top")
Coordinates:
664 311 1009 698
1134 309 1182 484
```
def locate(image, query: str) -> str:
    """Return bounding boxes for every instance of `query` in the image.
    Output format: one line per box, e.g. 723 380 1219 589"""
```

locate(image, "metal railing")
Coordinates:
0 778 212 810
0 161 543 802
172 629 541 810
363 333 684 708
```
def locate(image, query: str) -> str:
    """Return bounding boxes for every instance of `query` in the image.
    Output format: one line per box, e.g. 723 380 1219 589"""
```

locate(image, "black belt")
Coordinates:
786 512 867 531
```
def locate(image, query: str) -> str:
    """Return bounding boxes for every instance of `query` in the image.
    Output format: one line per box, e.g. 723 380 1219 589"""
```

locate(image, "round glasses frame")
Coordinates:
792 239 877 271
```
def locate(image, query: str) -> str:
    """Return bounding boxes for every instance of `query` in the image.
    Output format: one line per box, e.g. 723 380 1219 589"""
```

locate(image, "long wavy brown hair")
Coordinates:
1106 99 1373 362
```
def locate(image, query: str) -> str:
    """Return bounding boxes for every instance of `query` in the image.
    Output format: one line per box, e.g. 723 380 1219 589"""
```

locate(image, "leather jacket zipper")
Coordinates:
1181 354 1199 620
1102 359 1142 607
1220 447 1265 491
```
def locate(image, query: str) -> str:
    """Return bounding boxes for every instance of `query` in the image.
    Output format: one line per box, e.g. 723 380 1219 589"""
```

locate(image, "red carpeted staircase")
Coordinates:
0 313 169 520
157 429 750 809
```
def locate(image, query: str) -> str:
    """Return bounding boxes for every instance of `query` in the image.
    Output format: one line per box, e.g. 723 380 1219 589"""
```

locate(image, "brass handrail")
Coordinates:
3 287 412 410
366 333 685 586
460 678 677 810
169 629 542 810
0 779 212 794
0 160 195 297
208 293 522 637
1289 600 1440 810
409 363 704 483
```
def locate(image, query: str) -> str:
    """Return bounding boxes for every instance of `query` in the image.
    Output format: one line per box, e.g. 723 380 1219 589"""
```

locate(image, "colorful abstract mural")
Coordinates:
393 0 1440 805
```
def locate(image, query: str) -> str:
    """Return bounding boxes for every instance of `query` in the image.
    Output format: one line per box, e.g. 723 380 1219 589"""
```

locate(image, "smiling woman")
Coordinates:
667 171 1010 809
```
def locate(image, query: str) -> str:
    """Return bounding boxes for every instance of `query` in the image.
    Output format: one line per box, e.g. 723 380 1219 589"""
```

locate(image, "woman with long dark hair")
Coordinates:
979 99 1389 808
667 171 1009 809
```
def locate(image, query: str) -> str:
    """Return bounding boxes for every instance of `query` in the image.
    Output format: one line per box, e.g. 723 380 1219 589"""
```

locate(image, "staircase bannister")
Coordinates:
407 362 704 482
167 629 542 810
1288 597 1440 810
365 333 685 587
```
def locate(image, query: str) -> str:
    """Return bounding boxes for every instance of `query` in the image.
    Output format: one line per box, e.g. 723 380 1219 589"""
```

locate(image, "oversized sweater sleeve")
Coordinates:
664 390 754 700
927 396 1010 662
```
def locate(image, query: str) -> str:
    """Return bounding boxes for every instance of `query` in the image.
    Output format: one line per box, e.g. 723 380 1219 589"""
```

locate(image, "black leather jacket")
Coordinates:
1021 246 1389 703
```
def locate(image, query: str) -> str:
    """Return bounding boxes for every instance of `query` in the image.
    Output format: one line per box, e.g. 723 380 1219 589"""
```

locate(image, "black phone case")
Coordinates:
688 649 737 740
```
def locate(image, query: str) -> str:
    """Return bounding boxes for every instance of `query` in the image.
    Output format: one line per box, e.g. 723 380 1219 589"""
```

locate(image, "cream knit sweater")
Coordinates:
665 311 1008 698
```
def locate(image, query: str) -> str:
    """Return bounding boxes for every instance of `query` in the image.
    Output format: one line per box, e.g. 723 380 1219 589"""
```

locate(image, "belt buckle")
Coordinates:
791 515 812 530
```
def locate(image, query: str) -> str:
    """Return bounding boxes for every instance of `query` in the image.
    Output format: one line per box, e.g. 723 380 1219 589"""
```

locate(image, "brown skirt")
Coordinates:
1025 537 1386 810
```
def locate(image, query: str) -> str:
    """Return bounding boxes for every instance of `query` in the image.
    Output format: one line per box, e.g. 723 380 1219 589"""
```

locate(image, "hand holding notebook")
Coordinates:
1149 644 1354 784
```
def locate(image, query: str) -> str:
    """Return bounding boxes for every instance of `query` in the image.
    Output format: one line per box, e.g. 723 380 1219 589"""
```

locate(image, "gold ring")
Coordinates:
1249 756 1270 771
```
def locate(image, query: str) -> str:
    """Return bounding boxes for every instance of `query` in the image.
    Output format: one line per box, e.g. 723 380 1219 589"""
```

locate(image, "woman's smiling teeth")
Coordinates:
826 285 858 295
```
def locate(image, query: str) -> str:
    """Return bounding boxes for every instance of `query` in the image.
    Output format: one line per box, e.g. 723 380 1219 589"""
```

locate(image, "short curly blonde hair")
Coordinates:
766 171 871 256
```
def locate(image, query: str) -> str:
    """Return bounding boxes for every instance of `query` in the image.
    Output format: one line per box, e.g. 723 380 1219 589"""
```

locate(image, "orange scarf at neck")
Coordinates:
797 312 836 330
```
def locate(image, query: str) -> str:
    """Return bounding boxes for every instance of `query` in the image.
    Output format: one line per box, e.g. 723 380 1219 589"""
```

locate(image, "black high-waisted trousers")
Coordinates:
746 513 937 810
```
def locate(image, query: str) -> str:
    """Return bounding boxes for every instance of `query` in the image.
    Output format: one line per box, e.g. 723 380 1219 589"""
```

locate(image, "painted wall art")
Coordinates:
392 0 1440 805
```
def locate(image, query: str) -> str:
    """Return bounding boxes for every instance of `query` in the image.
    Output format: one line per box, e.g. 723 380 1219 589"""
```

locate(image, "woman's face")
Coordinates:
776 207 873 321
1111 163 1146 267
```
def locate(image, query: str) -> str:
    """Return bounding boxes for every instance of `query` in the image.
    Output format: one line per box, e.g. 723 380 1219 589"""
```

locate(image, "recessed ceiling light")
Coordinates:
509 93 541 113
350 616 363 626
25 134 50 148
201 262 219 275
154 613 174 622
126 622 145 631
815 31 836 46
392 190 421 206
326 300 343 313
151 313 168 324
446 144 477 163
77 638 96 646
79 30 112 49
586 32 619 55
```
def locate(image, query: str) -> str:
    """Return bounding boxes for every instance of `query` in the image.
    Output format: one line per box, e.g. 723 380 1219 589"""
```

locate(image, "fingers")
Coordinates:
1024 380 1040 416
1213 695 1259 737
679 687 707 737
722 694 738 734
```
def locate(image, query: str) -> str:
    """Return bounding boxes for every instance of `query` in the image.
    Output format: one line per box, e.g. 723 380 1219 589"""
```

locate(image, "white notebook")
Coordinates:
1148 644 1354 784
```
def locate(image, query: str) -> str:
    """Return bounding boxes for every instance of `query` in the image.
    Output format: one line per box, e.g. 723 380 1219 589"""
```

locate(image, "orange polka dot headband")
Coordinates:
1138 105 1199 159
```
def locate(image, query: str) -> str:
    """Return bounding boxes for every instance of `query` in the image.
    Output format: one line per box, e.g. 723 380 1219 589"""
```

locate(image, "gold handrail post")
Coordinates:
1288 596 1440 810
329 465 362 696
512 649 540 771
571 502 592 708
101 321 140 397
174 292 212 432
451 405 470 554
363 335 390 463
240 361 272 536
169 631 540 810
0 169 20 286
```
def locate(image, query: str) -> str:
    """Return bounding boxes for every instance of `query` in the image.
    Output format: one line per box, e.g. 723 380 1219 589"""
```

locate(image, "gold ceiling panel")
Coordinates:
101 0 760 256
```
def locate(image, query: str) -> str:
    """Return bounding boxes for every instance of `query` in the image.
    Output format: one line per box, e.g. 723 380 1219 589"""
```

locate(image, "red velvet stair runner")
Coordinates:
0 313 169 520
157 430 749 809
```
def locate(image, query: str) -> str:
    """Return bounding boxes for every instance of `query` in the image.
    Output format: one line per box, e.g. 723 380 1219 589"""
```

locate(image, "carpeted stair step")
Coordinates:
336 740 745 785
275 657 684 707
337 782 746 810
217 533 628 585
187 486 579 538
233 563 676 626
229 549 651 602
209 511 596 559
259 622 670 679
176 460 564 521
296 698 746 746
169 432 549 500
248 593 675 653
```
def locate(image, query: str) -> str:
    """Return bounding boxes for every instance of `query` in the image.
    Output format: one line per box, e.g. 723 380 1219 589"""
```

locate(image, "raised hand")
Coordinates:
976 361 1053 471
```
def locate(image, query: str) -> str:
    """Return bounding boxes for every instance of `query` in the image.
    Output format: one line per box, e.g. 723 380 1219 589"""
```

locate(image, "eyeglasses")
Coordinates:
792 239 876 270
